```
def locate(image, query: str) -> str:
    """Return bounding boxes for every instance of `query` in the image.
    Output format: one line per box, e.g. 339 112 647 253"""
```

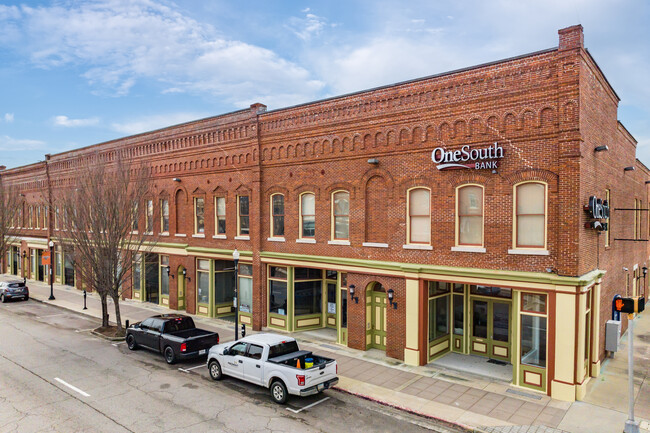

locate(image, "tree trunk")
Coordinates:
112 294 123 331
100 294 109 327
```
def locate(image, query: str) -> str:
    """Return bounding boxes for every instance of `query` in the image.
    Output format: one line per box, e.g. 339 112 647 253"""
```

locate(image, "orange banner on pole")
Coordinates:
41 251 51 266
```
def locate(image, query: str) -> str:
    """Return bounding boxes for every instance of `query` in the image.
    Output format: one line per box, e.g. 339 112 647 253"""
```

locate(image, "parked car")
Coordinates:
207 333 338 404
0 281 29 303
126 314 219 365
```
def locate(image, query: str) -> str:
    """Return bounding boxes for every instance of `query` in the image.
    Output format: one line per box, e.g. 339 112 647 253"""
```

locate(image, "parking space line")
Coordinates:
112 342 125 346
286 397 329 413
178 364 205 373
54 377 91 397
75 328 95 333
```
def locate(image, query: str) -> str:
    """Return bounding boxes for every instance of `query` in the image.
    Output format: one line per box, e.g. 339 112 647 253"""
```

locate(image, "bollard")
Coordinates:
83 290 87 310
126 319 130 329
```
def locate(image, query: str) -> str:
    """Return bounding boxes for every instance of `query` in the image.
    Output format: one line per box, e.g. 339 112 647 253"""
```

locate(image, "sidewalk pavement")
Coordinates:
4 275 649 433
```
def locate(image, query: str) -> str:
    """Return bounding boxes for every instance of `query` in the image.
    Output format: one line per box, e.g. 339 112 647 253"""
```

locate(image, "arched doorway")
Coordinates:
177 265 186 310
365 282 387 351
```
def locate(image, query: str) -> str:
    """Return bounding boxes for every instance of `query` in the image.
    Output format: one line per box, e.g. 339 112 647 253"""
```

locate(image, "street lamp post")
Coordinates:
48 240 55 300
233 249 240 341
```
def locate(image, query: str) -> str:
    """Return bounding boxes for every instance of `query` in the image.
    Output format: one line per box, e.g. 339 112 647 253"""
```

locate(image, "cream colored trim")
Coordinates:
508 249 550 256
192 234 205 238
213 234 227 239
403 244 432 250
554 293 576 384
330 189 350 241
406 186 431 245
513 180 548 250
269 193 284 240
267 237 285 242
362 242 388 248
159 232 170 237
328 240 350 246
405 279 419 351
299 191 315 240
296 238 316 244
234 235 250 241
451 246 486 253
455 183 484 247
174 233 187 237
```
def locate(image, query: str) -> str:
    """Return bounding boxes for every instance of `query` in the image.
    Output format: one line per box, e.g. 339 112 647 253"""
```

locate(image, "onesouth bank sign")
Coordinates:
431 142 504 170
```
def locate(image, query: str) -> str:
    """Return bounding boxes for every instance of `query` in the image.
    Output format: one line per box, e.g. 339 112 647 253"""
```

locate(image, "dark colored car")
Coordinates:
0 281 29 302
125 314 219 364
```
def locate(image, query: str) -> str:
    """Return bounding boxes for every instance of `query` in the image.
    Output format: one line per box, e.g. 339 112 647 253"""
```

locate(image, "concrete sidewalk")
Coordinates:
5 275 649 433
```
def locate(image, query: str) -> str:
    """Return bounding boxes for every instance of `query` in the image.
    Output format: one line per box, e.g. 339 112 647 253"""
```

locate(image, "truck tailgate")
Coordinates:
304 361 337 388
183 332 219 352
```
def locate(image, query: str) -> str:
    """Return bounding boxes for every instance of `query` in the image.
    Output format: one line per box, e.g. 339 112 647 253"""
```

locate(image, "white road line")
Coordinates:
112 342 125 346
286 396 330 413
37 313 68 319
178 364 205 373
54 377 91 397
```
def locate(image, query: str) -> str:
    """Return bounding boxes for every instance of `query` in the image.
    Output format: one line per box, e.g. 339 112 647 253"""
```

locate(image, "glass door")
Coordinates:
470 299 511 362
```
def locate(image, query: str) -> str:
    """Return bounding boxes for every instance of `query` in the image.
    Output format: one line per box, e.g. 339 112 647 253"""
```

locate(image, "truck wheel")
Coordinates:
208 360 223 380
270 380 288 404
164 346 176 364
126 334 138 350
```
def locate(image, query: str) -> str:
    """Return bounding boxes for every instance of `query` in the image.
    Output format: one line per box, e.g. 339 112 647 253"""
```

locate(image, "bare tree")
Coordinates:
0 170 22 274
57 154 155 332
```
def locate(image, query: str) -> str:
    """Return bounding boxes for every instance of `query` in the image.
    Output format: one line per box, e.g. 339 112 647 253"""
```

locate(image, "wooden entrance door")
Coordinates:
366 284 387 350
470 299 511 362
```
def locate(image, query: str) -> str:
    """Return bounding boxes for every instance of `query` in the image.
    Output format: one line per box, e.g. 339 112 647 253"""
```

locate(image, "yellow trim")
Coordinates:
455 183 485 247
554 292 576 384
512 180 548 250
406 186 431 245
298 191 315 239
405 279 420 352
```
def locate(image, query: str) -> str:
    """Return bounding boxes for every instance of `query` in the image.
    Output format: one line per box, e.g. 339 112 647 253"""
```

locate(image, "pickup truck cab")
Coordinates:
126 314 219 365
207 333 338 404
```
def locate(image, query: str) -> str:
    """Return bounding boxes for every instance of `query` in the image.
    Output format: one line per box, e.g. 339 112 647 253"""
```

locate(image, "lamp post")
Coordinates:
48 240 55 300
233 249 240 341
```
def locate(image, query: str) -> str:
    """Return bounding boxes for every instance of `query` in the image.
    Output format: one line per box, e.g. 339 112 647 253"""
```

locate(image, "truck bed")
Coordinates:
268 350 333 370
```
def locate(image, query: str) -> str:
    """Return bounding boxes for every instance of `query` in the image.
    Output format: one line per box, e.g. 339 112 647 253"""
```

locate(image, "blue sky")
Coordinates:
1 0 649 169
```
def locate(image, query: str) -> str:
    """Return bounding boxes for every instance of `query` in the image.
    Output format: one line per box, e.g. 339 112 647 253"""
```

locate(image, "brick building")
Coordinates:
2 25 648 402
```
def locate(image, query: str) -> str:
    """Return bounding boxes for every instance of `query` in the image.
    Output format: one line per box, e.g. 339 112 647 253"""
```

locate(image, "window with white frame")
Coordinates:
238 196 250 236
146 199 153 233
300 193 315 238
271 194 284 237
194 197 205 234
457 185 483 246
215 197 226 235
132 201 138 232
408 188 430 244
515 182 546 248
332 191 349 240
160 199 169 233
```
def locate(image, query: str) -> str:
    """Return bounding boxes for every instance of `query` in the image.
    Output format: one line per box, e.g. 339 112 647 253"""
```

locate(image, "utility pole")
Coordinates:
623 313 639 433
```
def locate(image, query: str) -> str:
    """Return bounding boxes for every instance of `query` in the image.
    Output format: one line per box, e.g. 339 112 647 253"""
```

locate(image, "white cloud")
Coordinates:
0 135 45 151
4 113 13 123
0 0 323 106
53 115 99 127
110 112 210 135
285 11 328 41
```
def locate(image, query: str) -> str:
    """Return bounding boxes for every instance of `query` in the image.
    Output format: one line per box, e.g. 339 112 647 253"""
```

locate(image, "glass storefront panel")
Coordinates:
492 302 510 342
470 285 512 298
197 271 210 304
453 294 464 335
215 271 235 304
294 267 321 280
522 293 546 313
472 300 488 338
428 296 449 341
521 315 547 367
341 289 347 328
270 280 287 315
239 276 252 312
295 281 322 315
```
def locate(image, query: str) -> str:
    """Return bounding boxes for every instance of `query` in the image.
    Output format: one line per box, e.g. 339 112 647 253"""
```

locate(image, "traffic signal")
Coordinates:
615 296 646 314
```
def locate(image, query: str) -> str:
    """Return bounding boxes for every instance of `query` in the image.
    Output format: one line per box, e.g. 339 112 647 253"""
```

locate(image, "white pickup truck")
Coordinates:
207 333 338 404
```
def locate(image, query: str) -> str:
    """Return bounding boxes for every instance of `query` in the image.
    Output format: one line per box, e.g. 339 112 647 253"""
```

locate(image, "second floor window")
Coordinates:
271 194 284 237
300 193 315 238
146 200 153 233
215 197 226 235
132 201 138 232
515 182 546 248
195 198 205 234
457 185 483 246
160 199 169 233
408 188 430 244
332 191 350 240
238 196 249 236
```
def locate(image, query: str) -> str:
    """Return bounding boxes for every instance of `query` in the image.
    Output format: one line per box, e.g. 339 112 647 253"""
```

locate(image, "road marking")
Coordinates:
54 377 91 397
112 342 125 346
286 396 330 413
178 364 205 373
37 313 68 319
75 328 95 333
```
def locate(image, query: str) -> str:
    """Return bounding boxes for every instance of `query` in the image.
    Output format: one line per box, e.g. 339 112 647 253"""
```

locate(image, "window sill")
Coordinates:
328 240 350 246
267 237 285 242
296 238 316 244
403 244 433 250
192 234 205 238
130 231 139 235
451 246 486 253
159 232 170 237
143 232 153 236
235 235 250 241
362 242 389 248
508 248 549 256
213 234 227 239
174 233 187 237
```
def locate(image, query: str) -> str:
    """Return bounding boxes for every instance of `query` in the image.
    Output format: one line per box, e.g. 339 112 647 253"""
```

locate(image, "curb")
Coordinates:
90 330 125 342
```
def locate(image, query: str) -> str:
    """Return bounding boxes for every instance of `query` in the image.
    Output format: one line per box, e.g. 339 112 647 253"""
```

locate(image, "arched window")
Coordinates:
271 194 285 237
408 188 430 244
300 193 315 238
515 182 546 248
457 185 484 246
332 191 349 240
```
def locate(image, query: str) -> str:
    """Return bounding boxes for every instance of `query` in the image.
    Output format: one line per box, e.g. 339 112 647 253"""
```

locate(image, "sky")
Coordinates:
0 0 649 169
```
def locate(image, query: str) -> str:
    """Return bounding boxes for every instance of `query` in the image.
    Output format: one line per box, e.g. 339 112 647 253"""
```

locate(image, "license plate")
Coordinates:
317 383 325 391
199 349 206 355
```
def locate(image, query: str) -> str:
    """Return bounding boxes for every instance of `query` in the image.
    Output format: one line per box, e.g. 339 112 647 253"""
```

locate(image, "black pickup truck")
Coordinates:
126 314 219 364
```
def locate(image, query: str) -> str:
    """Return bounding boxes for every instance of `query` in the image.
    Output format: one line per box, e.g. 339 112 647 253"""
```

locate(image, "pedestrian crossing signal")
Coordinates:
615 297 645 314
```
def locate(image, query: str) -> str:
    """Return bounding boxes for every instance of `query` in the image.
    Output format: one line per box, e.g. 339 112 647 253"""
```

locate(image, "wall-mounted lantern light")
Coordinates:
165 265 171 276
387 288 397 309
594 145 609 152
624 166 635 171
367 158 379 165
349 284 359 303
173 178 181 182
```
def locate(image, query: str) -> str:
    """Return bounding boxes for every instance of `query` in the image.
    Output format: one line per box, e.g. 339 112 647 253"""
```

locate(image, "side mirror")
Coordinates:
222 348 229 356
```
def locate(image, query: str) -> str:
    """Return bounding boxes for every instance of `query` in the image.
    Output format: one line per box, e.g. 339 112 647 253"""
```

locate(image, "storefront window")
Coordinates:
295 281 322 315
470 285 512 298
215 197 226 234
294 267 322 280
408 188 430 244
160 256 169 296
214 260 235 304
522 293 546 313
332 191 349 240
521 315 547 367
429 281 451 296
300 193 315 238
458 185 483 246
428 280 450 342
238 196 250 236
238 264 253 312
515 182 546 248
270 280 287 315
271 194 284 237
197 259 210 304
453 294 464 335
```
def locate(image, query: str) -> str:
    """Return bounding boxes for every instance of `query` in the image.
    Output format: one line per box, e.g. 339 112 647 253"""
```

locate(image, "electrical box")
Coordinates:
606 320 621 352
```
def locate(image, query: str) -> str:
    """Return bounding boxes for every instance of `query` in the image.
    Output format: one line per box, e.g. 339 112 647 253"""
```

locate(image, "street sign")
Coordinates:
41 251 51 266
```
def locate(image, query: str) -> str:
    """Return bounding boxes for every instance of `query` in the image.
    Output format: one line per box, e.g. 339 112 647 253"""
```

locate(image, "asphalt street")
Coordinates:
0 299 466 433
